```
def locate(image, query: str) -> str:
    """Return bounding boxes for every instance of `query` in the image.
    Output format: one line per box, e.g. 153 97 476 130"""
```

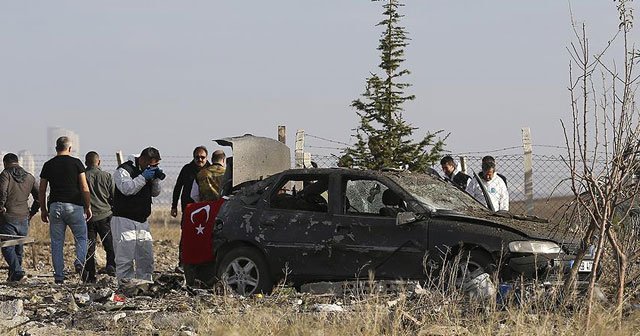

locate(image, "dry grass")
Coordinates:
21 210 640 335
156 289 640 336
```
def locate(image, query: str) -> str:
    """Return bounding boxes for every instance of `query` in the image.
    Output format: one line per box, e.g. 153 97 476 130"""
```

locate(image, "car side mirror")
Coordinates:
396 211 417 226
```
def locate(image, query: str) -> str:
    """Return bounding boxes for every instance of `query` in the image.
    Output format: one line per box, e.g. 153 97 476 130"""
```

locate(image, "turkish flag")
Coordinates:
180 199 224 264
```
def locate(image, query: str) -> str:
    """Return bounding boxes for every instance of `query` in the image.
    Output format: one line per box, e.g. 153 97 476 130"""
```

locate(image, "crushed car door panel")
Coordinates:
257 173 335 277
331 176 427 279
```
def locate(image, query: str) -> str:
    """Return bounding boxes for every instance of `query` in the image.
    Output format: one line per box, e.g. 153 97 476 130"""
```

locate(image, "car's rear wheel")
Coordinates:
217 247 273 295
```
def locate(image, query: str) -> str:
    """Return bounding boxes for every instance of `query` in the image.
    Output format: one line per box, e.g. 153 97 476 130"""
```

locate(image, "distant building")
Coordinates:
17 150 35 175
47 127 80 158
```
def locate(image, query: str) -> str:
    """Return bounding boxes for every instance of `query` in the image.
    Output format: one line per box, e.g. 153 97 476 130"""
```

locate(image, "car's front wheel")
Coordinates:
453 249 496 299
217 247 273 296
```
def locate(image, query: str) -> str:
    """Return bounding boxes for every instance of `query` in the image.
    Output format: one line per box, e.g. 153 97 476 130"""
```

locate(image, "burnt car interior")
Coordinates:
343 177 406 217
269 174 329 212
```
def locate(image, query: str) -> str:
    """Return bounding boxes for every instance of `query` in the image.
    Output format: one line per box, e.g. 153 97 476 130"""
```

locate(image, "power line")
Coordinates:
534 144 569 150
307 145 343 150
453 146 522 156
305 133 351 146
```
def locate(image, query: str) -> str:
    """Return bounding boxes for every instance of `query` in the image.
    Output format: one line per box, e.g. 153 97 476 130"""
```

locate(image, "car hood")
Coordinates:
432 209 582 245
215 134 291 187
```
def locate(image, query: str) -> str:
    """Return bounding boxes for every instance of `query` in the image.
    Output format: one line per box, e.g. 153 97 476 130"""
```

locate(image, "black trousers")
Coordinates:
178 203 189 267
84 215 115 281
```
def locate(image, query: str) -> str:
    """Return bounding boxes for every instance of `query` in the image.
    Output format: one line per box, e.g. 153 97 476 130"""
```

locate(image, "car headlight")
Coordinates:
508 241 562 254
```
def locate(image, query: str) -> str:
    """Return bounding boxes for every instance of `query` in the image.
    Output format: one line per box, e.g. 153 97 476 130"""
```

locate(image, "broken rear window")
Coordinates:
269 174 329 213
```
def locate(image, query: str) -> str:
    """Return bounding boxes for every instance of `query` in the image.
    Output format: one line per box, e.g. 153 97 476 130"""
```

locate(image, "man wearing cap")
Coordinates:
111 147 163 282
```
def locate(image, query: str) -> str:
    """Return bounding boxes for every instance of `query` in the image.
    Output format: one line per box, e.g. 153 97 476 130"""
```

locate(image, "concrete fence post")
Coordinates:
116 151 124 166
278 126 286 144
459 156 467 174
522 127 534 215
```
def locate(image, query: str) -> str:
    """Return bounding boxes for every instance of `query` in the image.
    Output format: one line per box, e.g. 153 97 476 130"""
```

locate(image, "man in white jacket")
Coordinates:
466 161 509 211
111 147 163 282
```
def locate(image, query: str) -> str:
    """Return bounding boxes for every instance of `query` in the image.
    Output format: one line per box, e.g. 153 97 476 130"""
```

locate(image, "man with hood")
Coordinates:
0 153 39 281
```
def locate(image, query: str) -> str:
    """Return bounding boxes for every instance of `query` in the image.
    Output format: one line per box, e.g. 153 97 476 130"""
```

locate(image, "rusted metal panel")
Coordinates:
215 134 291 187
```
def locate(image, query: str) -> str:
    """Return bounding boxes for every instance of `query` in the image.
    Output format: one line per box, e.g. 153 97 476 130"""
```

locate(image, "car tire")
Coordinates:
452 249 496 299
217 246 273 296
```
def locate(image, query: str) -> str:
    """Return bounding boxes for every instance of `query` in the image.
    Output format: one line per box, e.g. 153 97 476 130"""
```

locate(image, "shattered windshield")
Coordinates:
388 173 488 213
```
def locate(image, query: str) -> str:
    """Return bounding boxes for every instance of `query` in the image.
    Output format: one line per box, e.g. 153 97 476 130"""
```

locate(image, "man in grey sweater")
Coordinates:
0 153 39 282
83 151 116 282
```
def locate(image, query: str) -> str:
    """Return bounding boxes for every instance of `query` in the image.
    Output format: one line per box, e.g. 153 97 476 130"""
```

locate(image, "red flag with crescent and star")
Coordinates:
180 199 225 264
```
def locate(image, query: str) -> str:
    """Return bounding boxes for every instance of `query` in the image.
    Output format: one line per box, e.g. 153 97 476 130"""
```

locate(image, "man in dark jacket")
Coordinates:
83 151 116 282
440 156 470 190
0 153 39 282
185 149 226 287
170 146 209 273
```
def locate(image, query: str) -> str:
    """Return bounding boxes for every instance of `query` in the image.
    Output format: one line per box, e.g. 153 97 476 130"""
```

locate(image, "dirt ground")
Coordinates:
0 222 201 335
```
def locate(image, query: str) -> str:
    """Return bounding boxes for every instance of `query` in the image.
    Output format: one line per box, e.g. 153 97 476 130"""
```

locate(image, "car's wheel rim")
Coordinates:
222 257 260 295
454 257 495 298
458 260 482 277
454 258 484 287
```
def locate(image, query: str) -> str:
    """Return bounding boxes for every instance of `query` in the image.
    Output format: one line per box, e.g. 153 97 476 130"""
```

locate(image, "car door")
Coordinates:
330 174 428 280
257 172 336 279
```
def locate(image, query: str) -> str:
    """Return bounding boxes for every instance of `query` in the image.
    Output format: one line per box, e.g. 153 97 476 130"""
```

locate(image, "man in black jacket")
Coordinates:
440 156 470 190
170 146 209 272
0 153 39 282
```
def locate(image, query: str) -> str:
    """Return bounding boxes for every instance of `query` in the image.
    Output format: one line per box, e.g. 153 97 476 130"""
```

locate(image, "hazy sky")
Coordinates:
0 1 627 158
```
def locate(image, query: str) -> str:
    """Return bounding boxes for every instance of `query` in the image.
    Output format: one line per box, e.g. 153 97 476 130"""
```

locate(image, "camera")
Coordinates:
154 169 166 180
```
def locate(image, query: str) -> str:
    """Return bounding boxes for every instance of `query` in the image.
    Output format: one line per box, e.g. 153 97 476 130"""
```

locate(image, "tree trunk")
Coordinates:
607 228 628 328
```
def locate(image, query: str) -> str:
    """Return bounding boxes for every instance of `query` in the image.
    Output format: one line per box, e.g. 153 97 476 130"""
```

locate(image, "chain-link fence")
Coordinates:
309 152 604 221
13 153 194 209
16 150 601 220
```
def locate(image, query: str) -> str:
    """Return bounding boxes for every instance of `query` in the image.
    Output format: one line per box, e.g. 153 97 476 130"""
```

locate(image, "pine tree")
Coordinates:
343 0 446 172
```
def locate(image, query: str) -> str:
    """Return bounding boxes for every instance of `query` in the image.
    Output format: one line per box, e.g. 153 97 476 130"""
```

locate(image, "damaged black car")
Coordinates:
212 163 594 295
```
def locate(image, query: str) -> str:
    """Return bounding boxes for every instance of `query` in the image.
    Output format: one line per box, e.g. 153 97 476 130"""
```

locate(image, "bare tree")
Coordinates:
562 0 640 327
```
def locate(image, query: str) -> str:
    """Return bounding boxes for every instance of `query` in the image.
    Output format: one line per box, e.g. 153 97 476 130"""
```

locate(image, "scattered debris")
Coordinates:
112 312 126 323
311 303 344 313
73 293 91 306
301 280 421 296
